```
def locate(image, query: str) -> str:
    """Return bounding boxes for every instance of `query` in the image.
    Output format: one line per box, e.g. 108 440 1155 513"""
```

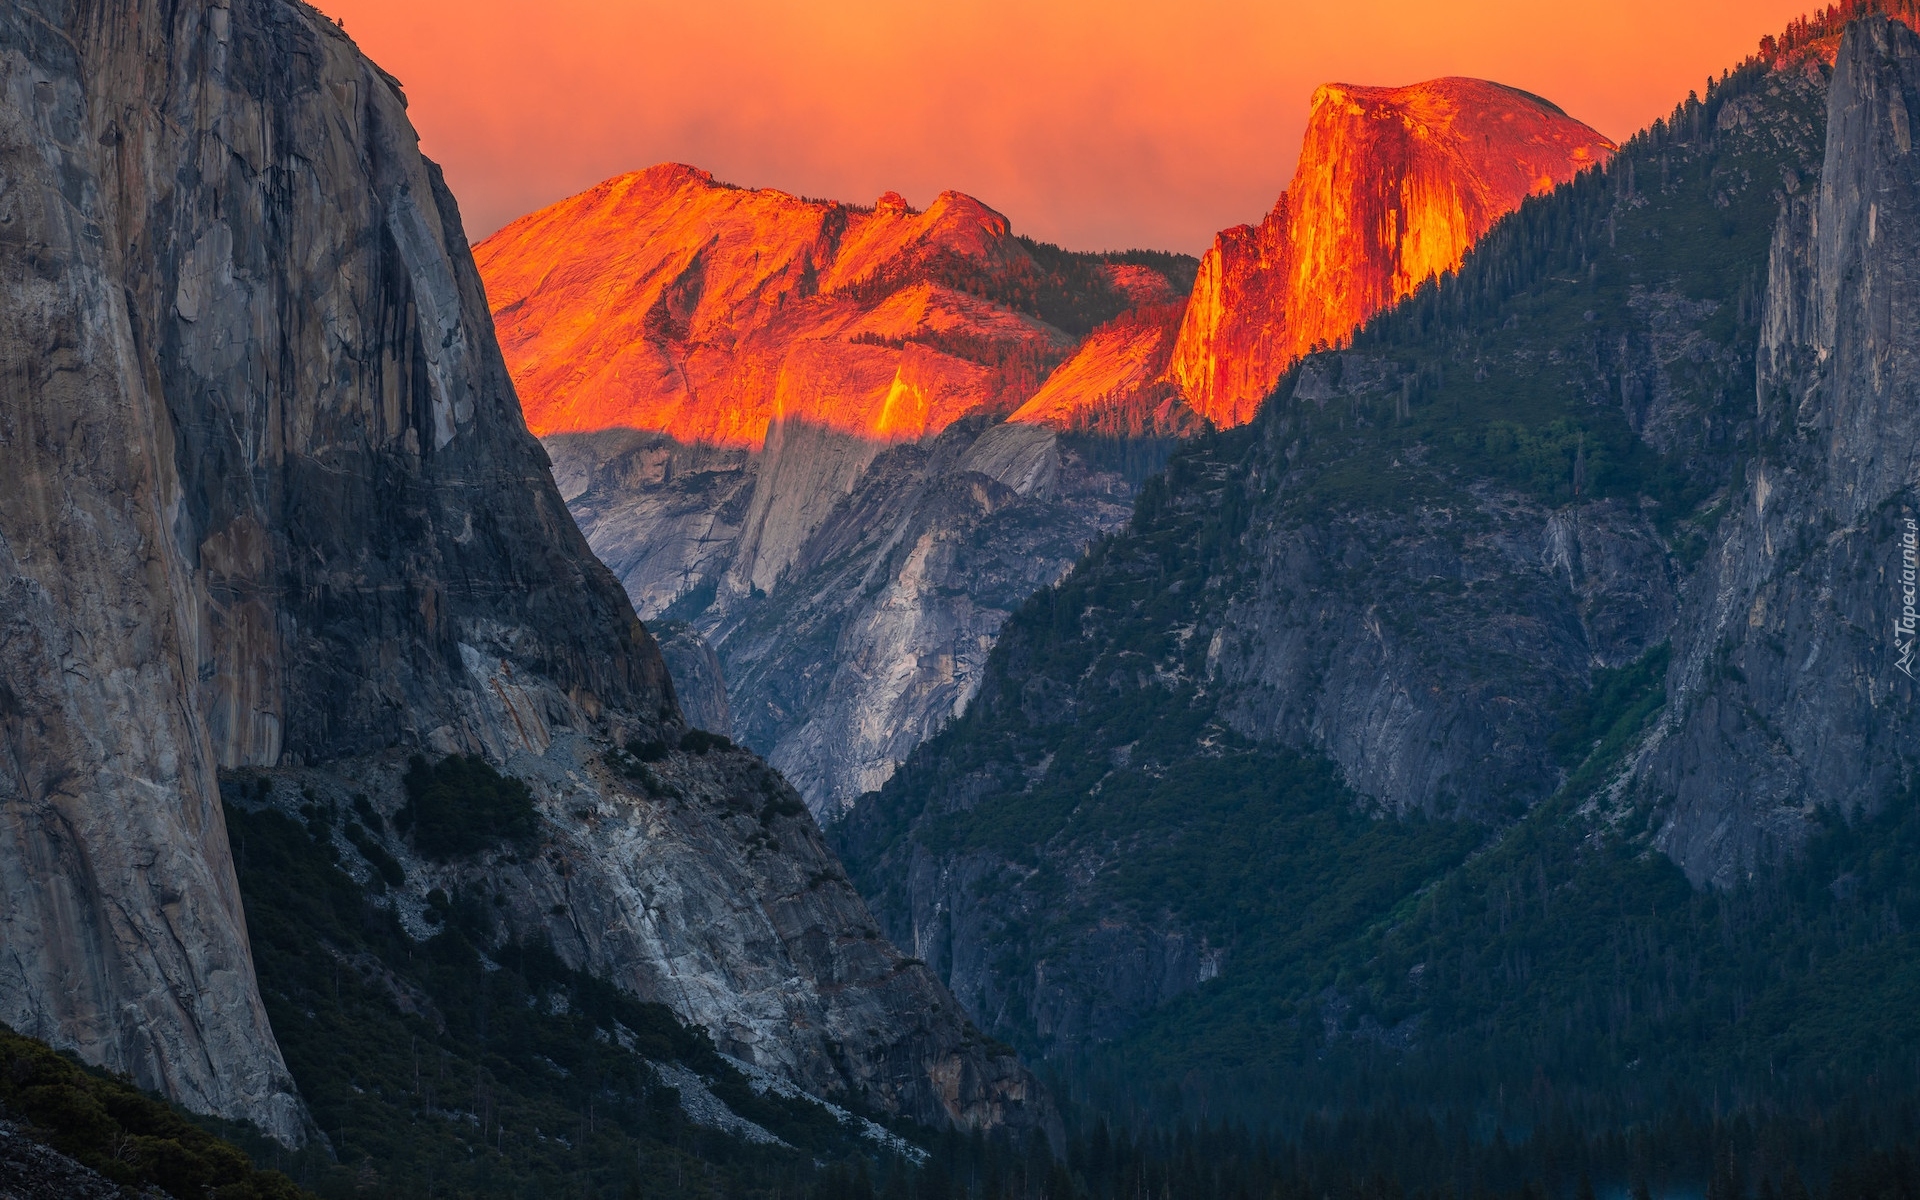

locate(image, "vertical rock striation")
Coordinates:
0 0 1052 1144
1636 16 1920 886
711 420 1140 813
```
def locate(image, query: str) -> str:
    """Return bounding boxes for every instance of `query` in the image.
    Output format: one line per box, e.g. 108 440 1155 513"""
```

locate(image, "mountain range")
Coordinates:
470 75 1610 816
477 166 1195 812
2 1 1919 1198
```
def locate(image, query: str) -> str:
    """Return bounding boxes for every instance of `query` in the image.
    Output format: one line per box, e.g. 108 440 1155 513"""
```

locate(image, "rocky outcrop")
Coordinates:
714 420 1139 812
654 621 733 735
544 430 756 621
1209 488 1677 817
238 731 1054 1138
555 416 1142 814
1634 15 1920 887
0 0 1052 1145
1170 79 1615 427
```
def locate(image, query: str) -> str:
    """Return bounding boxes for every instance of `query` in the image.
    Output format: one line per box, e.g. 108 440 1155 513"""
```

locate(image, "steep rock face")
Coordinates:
0 0 1051 1144
1635 16 1920 887
475 167 1068 447
1170 79 1615 427
246 733 1055 1138
555 418 1141 814
544 430 756 620
1009 303 1198 435
654 621 734 735
713 420 1138 812
1208 488 1676 815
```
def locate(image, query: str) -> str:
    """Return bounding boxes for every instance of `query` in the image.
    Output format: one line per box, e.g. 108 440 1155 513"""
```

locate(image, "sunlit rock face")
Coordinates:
1009 304 1194 435
475 166 1066 446
1170 77 1616 427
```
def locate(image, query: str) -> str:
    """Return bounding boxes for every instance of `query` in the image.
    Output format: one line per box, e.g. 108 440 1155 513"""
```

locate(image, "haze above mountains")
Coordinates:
311 0 1807 251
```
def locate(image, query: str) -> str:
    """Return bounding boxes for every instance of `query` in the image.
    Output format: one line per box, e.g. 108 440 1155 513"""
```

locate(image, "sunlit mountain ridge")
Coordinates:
477 78 1611 445
475 164 1159 446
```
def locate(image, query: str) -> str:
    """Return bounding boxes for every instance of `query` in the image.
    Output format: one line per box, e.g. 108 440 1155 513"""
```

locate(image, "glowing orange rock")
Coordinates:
475 163 1059 446
1009 303 1185 432
1170 78 1615 428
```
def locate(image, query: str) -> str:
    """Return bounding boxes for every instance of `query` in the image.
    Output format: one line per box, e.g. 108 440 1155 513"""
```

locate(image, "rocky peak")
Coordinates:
475 165 1059 447
1169 76 1615 427
473 167 1197 814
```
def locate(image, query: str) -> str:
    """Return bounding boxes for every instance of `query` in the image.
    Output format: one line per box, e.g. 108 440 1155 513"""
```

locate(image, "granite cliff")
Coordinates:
1170 77 1616 428
1633 13 1920 886
0 0 1051 1147
544 420 1150 815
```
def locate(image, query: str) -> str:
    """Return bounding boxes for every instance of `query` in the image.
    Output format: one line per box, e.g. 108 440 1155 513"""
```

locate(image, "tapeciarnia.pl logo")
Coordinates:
1898 515 1918 680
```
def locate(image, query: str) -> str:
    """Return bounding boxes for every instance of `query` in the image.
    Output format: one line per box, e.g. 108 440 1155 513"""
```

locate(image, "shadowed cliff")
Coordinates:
0 0 1054 1148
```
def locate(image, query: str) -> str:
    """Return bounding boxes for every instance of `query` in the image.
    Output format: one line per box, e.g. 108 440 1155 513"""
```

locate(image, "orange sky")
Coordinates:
312 0 1812 254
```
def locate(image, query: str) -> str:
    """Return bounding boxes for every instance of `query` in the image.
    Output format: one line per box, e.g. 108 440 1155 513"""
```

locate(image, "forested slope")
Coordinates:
836 11 1920 1126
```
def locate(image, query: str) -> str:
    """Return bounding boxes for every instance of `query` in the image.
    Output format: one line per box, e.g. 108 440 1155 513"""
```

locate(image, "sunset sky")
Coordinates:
312 0 1813 254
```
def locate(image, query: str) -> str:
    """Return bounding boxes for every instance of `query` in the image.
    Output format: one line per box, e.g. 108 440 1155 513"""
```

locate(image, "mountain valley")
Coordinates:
2 1 1920 1198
